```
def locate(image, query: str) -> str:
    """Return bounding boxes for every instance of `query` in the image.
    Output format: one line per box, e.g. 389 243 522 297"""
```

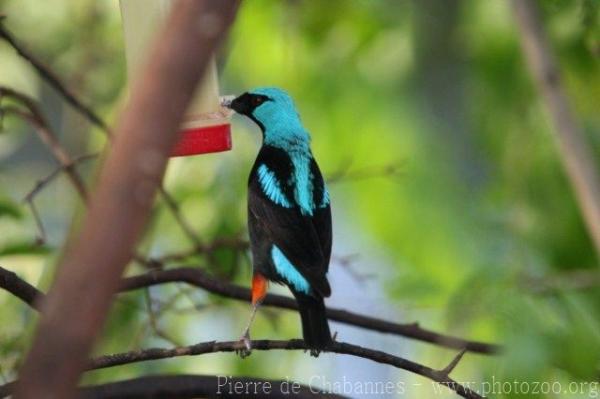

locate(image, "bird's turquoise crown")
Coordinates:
231 87 311 148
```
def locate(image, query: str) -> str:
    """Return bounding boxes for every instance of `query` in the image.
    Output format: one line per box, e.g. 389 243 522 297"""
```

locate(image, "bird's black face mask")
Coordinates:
228 93 270 116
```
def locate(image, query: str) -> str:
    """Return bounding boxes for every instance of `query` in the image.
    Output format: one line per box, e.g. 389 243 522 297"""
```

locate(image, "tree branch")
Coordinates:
0 22 108 132
13 2 240 398
81 375 347 399
1 374 347 399
4 339 476 398
119 267 502 354
326 161 404 185
524 268 600 294
0 18 203 248
512 0 600 258
2 92 157 265
0 88 88 201
22 153 98 205
157 185 202 247
83 340 481 398
21 153 98 244
0 266 42 310
0 265 501 354
441 348 467 375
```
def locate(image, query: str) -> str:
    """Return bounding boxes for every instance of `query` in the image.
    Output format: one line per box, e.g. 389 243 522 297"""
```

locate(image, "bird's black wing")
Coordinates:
248 146 331 297
310 158 332 273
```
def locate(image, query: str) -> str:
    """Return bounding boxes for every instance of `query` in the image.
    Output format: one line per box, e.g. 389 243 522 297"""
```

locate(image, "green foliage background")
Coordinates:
0 0 599 397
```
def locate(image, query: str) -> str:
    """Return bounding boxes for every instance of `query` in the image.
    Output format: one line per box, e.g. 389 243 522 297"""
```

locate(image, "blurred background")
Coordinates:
0 0 599 397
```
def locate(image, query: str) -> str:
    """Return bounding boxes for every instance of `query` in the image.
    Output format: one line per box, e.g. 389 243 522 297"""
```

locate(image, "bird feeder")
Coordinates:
120 0 232 157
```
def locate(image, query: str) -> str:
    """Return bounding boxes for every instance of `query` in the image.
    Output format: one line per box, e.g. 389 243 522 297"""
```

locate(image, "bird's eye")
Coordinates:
252 96 265 106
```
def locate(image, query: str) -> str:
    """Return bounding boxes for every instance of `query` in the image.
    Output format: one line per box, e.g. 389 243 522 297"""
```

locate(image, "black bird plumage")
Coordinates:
229 87 333 351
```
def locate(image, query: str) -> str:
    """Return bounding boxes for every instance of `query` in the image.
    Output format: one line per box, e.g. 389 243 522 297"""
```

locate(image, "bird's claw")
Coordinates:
235 332 252 358
236 347 252 359
302 347 322 357
304 332 337 358
242 333 252 351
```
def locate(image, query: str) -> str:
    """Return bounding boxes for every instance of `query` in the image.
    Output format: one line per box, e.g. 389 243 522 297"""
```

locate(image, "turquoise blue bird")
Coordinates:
227 87 333 354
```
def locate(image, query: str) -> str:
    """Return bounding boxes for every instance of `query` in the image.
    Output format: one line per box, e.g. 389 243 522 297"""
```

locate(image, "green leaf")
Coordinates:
0 241 50 256
0 198 22 220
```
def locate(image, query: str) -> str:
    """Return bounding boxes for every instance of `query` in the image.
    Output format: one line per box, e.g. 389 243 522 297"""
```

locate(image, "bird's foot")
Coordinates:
235 332 252 358
309 349 321 357
305 332 337 357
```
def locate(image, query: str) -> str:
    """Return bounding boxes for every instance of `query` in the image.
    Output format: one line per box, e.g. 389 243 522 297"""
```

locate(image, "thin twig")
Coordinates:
158 186 202 247
513 0 600 259
22 153 98 203
0 374 348 399
20 153 98 244
0 265 501 354
0 91 88 200
441 348 467 375
326 161 405 184
333 253 376 282
119 267 501 354
142 288 182 346
3 92 158 267
525 268 600 294
84 339 481 399
154 237 249 264
0 23 109 132
0 266 41 310
0 21 205 247
23 200 46 246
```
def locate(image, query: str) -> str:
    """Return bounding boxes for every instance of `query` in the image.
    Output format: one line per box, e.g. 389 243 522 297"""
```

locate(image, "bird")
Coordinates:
226 87 333 355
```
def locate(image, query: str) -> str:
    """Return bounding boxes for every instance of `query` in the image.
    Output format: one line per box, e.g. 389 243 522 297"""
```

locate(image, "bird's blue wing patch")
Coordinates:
320 185 330 209
271 245 311 294
290 153 314 216
257 164 292 208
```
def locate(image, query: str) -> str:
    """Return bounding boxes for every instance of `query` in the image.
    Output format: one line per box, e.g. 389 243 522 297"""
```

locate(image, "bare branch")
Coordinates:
20 153 98 244
0 90 88 200
0 18 205 248
83 340 482 399
157 186 202 247
326 161 405 185
332 253 376 282
513 0 600 258
153 237 249 264
0 265 501 354
0 22 108 132
22 153 98 204
1 95 92 244
13 2 240 398
80 375 346 399
0 383 11 399
142 288 182 346
119 267 501 354
2 91 159 267
0 266 42 310
440 348 467 376
23 199 46 245
1 374 348 399
525 268 600 294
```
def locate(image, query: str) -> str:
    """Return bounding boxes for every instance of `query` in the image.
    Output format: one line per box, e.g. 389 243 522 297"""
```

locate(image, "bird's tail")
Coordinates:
294 293 332 350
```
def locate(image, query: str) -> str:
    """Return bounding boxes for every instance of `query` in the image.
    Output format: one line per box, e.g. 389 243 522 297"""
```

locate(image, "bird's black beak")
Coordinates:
225 93 250 115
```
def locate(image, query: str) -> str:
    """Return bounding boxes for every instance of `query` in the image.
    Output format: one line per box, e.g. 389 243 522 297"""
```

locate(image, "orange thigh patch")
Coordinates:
251 273 268 305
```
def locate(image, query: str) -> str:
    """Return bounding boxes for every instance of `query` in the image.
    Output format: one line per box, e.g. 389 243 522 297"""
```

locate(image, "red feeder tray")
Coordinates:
120 0 233 159
171 123 232 157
